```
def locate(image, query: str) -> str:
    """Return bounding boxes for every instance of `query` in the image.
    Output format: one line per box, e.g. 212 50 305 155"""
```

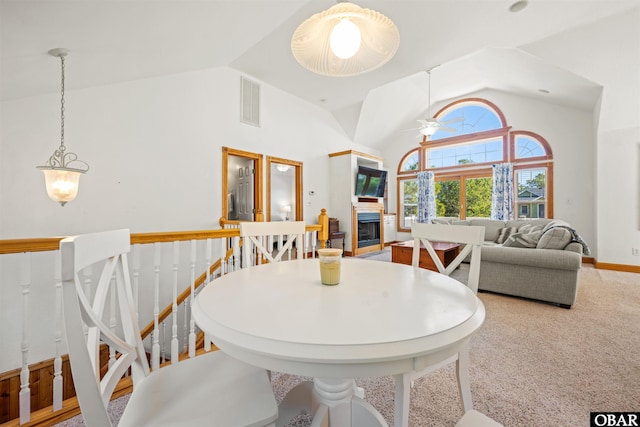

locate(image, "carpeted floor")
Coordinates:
56 252 640 427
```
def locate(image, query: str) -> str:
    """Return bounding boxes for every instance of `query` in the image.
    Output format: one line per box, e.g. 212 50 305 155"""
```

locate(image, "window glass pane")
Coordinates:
465 177 492 218
400 151 419 171
435 179 460 218
428 139 502 168
516 136 545 158
431 104 502 141
400 179 418 228
516 168 547 218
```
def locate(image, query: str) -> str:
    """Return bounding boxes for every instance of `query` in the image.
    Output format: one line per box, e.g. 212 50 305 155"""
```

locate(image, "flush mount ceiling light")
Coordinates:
37 48 89 206
276 164 291 172
291 1 400 77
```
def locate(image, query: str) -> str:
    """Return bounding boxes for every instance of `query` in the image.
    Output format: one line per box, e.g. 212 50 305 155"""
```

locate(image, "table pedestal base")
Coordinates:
277 379 387 427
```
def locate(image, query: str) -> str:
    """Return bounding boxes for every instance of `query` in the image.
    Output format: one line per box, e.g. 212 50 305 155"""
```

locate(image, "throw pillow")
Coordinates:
495 227 517 244
537 227 572 250
502 230 544 248
518 224 533 234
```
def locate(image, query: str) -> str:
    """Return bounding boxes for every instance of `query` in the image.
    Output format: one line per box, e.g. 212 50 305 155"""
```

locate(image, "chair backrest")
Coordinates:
60 229 148 427
411 223 485 294
239 221 306 267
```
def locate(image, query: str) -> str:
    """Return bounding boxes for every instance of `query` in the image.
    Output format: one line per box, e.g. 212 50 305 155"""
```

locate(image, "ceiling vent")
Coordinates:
240 76 260 127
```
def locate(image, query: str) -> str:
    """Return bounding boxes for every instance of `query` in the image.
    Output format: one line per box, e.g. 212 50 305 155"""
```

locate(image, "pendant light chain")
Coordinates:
59 54 66 154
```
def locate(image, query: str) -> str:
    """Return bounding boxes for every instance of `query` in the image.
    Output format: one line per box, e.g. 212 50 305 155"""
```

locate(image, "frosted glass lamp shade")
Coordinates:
291 2 399 77
39 168 84 206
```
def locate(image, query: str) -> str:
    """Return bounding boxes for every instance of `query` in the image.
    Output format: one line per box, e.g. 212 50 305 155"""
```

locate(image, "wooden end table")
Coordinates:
391 240 461 271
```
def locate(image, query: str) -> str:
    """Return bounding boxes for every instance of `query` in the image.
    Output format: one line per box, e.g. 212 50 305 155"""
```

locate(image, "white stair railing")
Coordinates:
0 222 324 425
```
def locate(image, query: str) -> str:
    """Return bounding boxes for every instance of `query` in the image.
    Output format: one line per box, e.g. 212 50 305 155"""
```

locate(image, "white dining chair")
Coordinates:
456 409 503 426
239 221 306 267
394 223 486 427
60 229 278 427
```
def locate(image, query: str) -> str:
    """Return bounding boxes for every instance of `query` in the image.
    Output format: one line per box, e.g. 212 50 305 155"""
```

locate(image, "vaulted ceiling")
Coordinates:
2 0 637 148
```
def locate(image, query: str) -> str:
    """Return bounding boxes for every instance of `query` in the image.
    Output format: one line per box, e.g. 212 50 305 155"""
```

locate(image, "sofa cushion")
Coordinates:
468 219 506 242
495 227 517 244
537 227 572 250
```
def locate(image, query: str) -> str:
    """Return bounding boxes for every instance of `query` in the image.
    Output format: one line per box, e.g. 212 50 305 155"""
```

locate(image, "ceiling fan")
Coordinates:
416 67 463 138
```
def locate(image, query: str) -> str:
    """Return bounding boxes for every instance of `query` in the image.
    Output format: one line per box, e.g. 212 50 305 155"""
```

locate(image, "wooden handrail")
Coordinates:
0 224 323 254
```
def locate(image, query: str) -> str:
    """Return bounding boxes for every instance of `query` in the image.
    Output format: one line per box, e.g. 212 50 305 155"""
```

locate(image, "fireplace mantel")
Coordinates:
351 203 384 256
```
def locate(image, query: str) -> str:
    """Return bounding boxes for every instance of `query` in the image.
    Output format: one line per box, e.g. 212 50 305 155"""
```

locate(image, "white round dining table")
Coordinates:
192 257 485 427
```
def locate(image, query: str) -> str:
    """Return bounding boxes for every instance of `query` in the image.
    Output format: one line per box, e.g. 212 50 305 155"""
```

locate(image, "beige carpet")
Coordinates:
270 260 640 426
56 260 640 427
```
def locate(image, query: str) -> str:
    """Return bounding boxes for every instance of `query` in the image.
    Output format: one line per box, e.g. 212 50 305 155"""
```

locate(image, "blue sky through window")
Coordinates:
431 104 502 141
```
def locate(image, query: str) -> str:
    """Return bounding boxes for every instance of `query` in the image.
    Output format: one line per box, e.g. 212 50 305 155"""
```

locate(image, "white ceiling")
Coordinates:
2 0 638 148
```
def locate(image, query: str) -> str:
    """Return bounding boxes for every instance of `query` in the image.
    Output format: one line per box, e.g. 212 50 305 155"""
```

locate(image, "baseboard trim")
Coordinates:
594 261 640 273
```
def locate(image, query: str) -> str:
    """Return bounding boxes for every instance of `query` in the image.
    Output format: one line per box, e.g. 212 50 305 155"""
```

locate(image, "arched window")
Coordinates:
398 149 420 173
396 99 554 231
430 99 505 141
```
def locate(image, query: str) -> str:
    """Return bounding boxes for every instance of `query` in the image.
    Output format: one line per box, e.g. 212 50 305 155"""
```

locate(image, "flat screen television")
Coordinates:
355 165 387 197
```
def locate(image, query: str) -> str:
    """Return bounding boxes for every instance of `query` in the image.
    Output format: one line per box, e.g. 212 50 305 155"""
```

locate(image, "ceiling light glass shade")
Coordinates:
38 167 84 206
330 18 361 59
291 2 400 77
276 164 290 172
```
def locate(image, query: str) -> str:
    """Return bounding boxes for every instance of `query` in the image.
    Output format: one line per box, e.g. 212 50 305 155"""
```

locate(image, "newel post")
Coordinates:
318 208 329 249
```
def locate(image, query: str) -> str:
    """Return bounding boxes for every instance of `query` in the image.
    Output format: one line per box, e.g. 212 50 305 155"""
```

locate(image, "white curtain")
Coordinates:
418 171 436 223
490 163 514 220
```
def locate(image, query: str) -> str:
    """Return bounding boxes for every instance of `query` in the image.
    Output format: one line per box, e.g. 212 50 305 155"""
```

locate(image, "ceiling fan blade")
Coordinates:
439 126 458 132
442 116 464 124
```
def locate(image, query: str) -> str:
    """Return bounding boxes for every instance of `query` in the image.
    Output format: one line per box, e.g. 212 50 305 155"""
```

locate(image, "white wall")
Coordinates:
380 89 597 253
596 128 640 265
0 66 375 238
522 7 640 266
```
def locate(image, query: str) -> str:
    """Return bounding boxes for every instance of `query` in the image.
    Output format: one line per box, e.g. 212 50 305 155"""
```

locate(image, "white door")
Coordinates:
237 165 254 221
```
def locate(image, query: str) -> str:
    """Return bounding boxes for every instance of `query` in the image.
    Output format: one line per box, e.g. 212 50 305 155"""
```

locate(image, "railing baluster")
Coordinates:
233 235 241 271
132 244 141 317
204 239 213 352
311 231 317 258
19 252 31 424
171 241 179 364
152 243 161 370
53 250 63 411
161 320 167 364
188 239 196 358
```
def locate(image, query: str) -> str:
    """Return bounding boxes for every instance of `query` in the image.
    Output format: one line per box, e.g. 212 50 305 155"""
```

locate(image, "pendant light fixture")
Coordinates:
291 1 399 77
37 48 89 207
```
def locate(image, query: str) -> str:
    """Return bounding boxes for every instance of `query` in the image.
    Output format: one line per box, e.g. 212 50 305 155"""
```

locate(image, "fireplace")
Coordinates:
357 212 381 248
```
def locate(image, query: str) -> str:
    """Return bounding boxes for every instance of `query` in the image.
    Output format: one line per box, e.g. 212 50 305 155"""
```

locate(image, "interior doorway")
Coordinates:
266 156 303 222
222 147 263 221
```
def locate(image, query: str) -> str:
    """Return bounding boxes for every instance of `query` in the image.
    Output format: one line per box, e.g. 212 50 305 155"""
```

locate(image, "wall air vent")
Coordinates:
240 76 260 127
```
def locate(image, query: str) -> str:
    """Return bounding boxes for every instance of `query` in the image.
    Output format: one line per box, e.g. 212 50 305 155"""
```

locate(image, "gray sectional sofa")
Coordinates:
436 218 589 308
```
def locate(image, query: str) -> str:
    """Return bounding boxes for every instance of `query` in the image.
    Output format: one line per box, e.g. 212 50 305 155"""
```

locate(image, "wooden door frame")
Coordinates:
222 147 263 221
266 156 303 221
